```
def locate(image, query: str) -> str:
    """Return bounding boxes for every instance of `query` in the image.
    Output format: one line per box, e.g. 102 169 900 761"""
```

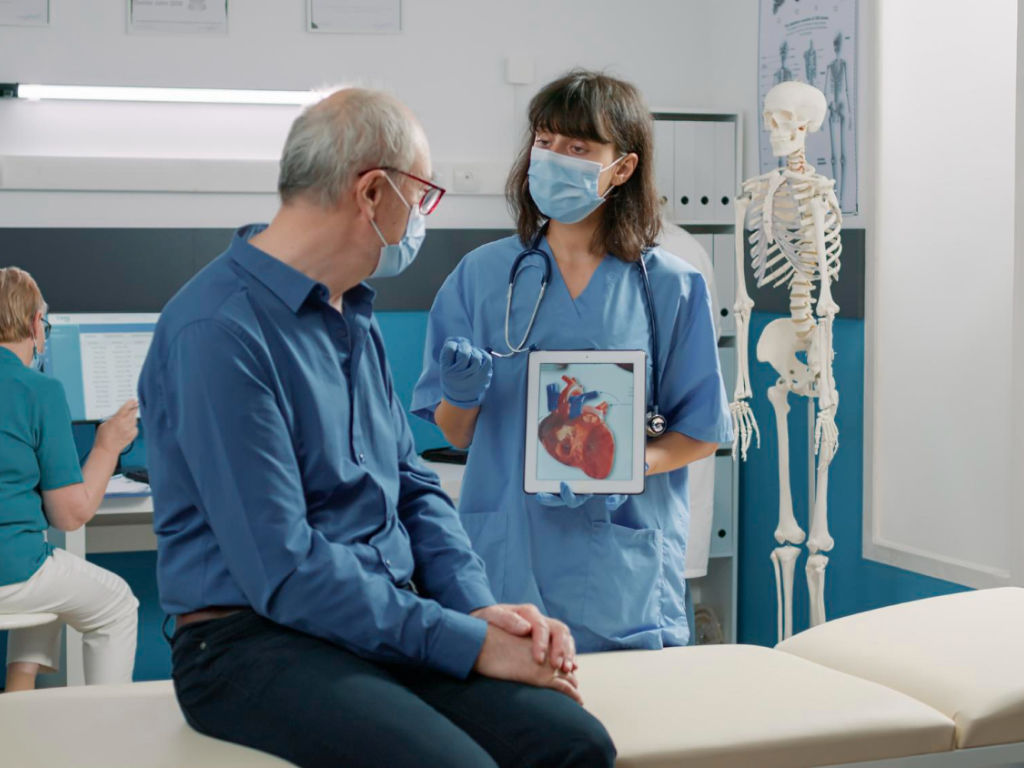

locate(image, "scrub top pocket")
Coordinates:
583 521 664 643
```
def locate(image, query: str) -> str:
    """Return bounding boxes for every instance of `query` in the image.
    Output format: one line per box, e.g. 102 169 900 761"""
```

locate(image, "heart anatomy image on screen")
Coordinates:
537 363 634 481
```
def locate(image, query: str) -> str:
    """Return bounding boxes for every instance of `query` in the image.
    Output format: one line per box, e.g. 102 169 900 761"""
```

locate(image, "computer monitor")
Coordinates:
43 313 159 423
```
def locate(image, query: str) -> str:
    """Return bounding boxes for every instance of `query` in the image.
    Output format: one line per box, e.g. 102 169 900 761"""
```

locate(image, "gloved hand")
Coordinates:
439 336 493 408
536 481 627 511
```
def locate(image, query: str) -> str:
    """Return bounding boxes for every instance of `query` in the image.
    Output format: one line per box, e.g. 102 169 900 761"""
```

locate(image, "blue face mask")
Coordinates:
527 147 626 224
370 175 426 279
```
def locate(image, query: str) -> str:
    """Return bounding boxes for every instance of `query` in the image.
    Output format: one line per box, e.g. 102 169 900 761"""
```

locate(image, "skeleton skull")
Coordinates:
763 81 827 157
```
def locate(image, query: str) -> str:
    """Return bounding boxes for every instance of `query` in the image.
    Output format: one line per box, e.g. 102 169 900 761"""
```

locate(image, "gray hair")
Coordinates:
277 88 418 207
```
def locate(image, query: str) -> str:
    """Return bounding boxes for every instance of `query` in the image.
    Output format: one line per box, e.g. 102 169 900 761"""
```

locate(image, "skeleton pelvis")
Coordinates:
756 318 821 396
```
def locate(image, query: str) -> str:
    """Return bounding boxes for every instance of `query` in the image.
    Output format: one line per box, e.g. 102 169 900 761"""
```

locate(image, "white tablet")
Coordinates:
524 350 647 496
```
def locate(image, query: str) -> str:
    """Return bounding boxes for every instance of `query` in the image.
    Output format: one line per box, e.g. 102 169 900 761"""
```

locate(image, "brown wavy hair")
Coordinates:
506 69 661 263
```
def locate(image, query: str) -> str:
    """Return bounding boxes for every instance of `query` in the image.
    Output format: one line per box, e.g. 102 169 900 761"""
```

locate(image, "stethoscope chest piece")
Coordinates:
646 411 667 438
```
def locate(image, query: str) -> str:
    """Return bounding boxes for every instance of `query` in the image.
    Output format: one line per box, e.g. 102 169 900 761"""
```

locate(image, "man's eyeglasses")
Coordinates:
41 316 51 341
359 167 446 215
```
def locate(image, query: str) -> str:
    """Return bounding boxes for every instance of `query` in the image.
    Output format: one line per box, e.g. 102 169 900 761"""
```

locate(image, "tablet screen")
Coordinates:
525 350 646 495
536 362 635 482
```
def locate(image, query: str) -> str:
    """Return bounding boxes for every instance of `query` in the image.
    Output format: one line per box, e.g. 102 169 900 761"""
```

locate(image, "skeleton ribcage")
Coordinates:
744 174 842 291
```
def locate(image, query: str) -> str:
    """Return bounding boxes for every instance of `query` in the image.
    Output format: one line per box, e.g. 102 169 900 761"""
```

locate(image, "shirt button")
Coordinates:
384 559 392 567
358 452 365 463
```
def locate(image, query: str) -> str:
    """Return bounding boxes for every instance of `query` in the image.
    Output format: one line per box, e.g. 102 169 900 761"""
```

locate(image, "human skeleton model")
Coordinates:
730 81 842 642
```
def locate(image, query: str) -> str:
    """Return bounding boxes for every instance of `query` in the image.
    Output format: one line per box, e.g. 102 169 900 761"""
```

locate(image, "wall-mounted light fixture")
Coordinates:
0 83 322 106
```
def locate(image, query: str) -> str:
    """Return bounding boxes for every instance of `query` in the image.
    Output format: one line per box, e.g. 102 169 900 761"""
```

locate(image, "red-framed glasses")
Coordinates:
359 167 446 215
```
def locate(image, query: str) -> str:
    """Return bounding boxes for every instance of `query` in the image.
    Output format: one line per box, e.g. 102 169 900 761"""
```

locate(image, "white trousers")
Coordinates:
0 548 138 684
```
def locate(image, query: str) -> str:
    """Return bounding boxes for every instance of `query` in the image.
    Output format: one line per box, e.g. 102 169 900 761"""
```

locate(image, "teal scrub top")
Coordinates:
0 347 83 586
412 237 733 652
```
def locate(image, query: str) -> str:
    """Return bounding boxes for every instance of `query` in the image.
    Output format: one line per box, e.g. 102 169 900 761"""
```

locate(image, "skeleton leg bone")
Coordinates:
771 545 801 641
806 553 829 627
771 549 783 642
767 382 805 545
807 411 836 555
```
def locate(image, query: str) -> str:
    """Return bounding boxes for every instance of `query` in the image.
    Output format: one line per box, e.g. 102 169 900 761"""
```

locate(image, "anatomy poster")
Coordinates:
758 0 858 214
537 363 634 482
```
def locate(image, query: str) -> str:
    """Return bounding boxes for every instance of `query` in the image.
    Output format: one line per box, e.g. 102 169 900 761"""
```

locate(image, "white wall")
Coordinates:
1011 0 1024 588
864 0 1020 587
0 0 716 228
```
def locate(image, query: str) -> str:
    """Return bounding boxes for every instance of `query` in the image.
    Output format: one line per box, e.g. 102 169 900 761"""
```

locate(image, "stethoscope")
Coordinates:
490 227 667 438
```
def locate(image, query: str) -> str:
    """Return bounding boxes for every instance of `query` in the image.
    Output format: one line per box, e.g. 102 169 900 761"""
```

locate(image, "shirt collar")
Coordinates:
0 347 25 368
228 224 378 316
228 224 323 314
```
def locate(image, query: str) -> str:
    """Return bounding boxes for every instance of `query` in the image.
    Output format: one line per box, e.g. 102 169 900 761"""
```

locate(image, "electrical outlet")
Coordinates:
452 164 481 194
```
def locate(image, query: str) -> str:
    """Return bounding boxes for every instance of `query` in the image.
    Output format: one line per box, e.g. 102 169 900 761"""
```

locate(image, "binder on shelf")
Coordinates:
710 455 735 558
691 121 716 223
714 120 737 223
713 233 737 336
652 120 675 214
672 120 697 222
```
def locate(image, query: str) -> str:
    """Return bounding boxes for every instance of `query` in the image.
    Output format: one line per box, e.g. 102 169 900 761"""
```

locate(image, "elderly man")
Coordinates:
138 89 615 768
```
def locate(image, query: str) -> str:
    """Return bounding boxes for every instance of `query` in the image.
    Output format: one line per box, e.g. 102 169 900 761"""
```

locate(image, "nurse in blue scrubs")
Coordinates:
411 70 733 652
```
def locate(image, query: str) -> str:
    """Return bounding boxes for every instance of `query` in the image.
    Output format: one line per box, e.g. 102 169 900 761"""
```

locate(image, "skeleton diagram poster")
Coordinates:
758 0 858 214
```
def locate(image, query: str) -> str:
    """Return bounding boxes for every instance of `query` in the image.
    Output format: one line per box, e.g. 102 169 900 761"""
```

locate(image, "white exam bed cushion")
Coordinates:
0 680 291 767
581 644 953 768
777 587 1024 750
0 644 955 768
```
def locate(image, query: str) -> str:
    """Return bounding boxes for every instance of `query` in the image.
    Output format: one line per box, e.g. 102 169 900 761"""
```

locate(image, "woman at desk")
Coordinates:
0 267 139 692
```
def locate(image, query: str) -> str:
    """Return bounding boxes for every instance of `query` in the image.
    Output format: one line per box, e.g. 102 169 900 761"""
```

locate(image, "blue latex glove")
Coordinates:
536 481 627 511
439 336 493 408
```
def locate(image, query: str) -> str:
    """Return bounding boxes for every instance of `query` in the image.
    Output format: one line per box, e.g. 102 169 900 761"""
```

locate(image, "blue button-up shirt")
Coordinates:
139 225 494 678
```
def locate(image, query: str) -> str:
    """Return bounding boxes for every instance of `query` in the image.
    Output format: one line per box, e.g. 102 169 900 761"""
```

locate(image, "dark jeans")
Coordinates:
170 611 616 768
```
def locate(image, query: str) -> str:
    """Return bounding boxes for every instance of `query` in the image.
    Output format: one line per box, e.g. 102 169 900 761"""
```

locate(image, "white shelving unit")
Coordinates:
652 109 743 643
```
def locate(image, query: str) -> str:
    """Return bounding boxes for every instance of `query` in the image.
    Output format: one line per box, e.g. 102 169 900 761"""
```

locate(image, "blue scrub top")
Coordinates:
412 235 733 651
0 347 82 586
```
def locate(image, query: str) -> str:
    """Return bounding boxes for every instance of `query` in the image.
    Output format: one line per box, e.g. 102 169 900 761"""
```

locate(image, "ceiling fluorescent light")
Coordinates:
4 84 321 106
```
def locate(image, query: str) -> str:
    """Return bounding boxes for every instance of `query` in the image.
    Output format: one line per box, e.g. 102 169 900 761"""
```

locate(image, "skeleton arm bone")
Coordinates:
730 192 760 460
809 194 840 421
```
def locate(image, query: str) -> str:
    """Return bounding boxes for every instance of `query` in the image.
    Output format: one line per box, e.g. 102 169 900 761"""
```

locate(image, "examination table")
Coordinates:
2 588 1022 767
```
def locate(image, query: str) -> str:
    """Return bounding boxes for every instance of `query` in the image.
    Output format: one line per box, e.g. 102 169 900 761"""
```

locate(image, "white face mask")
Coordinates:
369 174 427 279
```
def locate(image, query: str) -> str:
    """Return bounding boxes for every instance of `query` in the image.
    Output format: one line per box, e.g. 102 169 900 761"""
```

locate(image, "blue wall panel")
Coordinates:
375 311 445 454
88 552 170 681
736 312 967 647
2 310 974 689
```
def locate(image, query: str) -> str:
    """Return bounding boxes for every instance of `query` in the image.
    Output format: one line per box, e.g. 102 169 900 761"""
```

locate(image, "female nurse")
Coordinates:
0 267 139 691
411 70 733 652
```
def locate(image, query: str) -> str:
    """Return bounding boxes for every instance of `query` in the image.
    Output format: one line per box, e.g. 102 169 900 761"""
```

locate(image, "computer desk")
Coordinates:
48 461 466 686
